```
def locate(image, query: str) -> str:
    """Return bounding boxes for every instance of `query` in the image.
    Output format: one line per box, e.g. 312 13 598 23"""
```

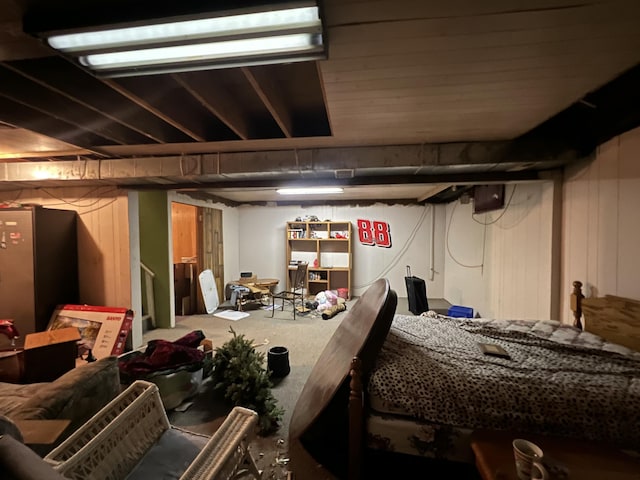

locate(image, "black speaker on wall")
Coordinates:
473 184 505 214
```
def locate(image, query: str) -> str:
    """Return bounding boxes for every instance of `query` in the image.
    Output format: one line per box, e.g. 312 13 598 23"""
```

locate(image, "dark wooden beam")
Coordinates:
0 64 151 145
5 57 191 144
242 66 293 138
0 96 112 151
173 71 252 140
102 77 212 142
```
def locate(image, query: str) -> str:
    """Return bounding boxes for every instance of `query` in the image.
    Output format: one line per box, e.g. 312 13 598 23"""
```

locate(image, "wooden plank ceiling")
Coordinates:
0 0 639 202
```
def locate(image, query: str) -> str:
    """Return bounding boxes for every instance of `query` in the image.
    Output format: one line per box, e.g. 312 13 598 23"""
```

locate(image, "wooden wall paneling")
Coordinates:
561 127 640 323
115 193 131 306
80 190 131 308
8 186 132 309
616 130 640 300
562 159 590 304
321 0 627 25
171 202 197 263
197 206 224 313
212 208 225 306
196 207 211 314
591 140 616 296
98 192 115 305
445 182 553 320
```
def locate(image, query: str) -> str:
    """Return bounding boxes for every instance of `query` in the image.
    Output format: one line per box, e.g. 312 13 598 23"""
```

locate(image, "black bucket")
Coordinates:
267 346 290 378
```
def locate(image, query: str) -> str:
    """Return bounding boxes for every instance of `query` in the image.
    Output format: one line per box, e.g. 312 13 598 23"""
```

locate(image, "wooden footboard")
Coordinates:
348 357 363 480
288 278 397 480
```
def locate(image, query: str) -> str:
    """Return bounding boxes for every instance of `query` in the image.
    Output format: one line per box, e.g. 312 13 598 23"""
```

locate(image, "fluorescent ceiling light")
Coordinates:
81 33 318 70
48 7 321 52
277 187 344 195
37 2 325 77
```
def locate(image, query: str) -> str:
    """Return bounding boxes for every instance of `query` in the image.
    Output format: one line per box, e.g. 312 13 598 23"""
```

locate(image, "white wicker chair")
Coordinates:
44 380 262 480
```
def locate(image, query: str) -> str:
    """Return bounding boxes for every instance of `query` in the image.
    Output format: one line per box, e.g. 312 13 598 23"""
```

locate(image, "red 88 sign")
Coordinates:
357 219 392 248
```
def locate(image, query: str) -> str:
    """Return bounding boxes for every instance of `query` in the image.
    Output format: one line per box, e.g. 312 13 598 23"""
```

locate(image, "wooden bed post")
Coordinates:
570 281 584 330
349 356 363 480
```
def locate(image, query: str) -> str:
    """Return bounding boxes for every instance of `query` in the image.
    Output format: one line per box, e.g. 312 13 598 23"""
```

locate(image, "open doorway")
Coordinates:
171 202 224 315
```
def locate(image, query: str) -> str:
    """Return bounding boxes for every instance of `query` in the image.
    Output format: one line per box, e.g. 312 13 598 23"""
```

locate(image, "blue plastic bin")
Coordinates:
447 305 474 318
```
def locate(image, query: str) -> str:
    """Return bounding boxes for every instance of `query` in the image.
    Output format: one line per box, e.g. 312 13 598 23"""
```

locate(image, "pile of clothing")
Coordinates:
118 330 206 382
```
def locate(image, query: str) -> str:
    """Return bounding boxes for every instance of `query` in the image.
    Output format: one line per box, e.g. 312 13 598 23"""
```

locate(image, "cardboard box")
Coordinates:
175 262 196 280
47 305 133 360
174 263 196 315
23 327 81 383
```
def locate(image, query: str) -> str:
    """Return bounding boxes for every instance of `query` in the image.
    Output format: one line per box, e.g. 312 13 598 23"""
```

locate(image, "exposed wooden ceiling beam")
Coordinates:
242 66 293 138
0 64 151 145
0 95 112 151
102 78 208 142
173 71 252 140
5 57 189 144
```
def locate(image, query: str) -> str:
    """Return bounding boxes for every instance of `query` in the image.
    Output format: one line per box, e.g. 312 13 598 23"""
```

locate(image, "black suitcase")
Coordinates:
404 265 429 315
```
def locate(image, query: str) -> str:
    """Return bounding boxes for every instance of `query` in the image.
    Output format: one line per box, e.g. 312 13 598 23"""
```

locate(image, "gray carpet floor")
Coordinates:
142 297 408 478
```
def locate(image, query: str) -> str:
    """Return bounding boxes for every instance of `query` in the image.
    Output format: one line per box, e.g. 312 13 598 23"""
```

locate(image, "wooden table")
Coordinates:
255 278 279 287
231 278 279 295
231 278 279 311
471 429 640 480
232 278 279 288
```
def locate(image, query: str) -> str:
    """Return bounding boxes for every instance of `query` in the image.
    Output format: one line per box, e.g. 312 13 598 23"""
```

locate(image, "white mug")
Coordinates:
512 439 549 480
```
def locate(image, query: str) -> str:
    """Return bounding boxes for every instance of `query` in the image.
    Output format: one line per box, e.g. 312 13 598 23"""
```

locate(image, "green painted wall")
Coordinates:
139 191 172 328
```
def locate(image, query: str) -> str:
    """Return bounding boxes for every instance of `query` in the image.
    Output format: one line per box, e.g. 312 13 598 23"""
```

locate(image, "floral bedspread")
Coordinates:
367 314 640 449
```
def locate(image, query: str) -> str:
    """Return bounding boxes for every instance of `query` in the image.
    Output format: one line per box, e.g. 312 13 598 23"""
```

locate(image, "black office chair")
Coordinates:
270 262 308 319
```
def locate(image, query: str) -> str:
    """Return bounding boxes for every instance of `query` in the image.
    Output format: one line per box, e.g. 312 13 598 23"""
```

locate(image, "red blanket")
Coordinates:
118 330 205 378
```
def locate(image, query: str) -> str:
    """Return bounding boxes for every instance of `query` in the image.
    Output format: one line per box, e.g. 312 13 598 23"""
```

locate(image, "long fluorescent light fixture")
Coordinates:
277 187 343 195
38 3 325 77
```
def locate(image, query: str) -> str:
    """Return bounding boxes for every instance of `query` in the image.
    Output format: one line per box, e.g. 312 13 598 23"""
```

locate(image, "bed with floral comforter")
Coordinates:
365 313 640 462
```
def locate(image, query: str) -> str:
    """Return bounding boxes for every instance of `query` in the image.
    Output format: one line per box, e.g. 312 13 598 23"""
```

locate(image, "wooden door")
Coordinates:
171 202 198 316
197 207 224 313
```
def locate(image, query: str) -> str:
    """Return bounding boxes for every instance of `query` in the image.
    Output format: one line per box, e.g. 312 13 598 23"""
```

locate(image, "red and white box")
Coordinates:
47 304 133 359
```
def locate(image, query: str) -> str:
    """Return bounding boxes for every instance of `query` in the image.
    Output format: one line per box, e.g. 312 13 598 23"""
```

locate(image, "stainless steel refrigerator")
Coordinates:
0 206 79 347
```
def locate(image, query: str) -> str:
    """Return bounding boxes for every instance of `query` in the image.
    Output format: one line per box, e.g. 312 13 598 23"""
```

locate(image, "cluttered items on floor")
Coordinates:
313 290 347 319
22 327 82 383
198 268 219 314
0 320 82 383
118 330 210 410
214 310 251 321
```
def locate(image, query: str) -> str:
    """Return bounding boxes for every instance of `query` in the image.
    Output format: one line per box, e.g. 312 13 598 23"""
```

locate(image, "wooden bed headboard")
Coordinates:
570 280 640 352
288 278 397 480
